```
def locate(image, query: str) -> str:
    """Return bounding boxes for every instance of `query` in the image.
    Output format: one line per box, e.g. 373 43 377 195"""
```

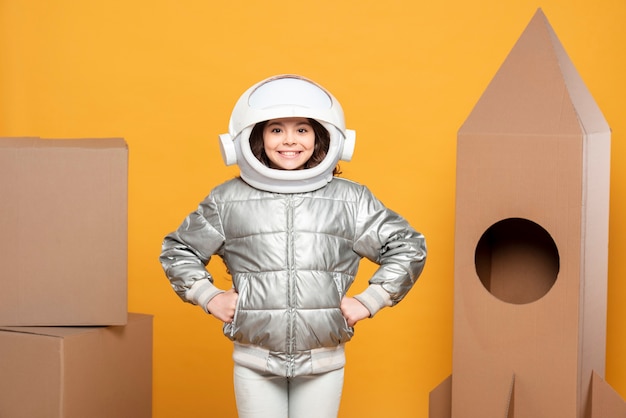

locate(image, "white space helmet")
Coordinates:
219 74 356 193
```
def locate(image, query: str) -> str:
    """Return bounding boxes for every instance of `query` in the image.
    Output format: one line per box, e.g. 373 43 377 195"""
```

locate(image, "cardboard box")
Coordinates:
0 313 152 418
0 137 128 326
430 9 626 418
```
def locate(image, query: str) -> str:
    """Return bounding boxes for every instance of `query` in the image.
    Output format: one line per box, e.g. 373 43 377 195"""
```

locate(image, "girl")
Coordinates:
160 74 427 418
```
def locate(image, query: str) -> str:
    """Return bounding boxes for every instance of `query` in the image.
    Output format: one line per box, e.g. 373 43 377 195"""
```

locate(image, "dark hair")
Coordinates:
249 119 341 175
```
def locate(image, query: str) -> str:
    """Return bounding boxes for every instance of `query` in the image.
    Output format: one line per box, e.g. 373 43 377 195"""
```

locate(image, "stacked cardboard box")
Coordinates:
0 138 152 418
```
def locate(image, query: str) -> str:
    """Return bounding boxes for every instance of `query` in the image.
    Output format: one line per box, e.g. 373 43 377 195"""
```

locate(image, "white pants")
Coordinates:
233 364 344 418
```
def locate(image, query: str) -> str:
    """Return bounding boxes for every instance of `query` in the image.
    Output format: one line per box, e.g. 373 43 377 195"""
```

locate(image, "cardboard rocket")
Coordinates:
429 9 626 418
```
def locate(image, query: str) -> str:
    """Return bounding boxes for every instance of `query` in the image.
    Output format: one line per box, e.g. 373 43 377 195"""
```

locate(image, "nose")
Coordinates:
283 129 297 145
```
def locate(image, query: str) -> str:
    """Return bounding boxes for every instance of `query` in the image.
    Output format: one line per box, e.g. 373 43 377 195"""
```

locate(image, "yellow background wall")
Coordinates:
1 1 625 417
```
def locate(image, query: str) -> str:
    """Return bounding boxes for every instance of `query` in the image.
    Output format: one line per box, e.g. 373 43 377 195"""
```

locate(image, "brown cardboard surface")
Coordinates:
590 372 626 418
0 137 128 325
0 313 153 418
428 375 451 418
442 9 612 418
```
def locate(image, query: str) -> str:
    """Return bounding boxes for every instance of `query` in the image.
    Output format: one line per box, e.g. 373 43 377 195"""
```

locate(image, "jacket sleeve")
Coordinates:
352 185 427 317
159 193 226 312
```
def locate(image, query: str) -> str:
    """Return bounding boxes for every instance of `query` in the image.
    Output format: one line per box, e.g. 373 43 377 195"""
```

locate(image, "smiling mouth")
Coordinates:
279 151 302 157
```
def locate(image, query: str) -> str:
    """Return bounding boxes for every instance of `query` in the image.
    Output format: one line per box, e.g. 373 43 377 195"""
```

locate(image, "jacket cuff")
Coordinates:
353 284 393 317
185 278 224 314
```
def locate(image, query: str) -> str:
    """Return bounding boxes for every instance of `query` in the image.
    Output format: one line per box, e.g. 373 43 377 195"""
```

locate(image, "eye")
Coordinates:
270 127 282 133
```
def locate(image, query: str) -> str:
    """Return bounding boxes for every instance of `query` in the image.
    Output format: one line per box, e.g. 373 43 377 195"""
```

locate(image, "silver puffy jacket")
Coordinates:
160 177 426 377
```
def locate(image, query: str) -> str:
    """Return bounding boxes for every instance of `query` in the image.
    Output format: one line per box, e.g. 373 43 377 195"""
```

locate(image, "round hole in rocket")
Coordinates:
474 217 560 304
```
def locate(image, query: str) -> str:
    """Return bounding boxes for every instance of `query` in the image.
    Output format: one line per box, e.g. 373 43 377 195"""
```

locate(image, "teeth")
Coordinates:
280 152 299 156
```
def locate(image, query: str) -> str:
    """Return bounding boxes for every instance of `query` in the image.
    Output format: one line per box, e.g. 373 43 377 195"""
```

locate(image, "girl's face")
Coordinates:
262 117 315 170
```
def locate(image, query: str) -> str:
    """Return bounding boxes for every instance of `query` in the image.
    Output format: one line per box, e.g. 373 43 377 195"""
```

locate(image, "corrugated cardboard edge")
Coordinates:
0 312 145 338
0 312 146 338
506 374 515 418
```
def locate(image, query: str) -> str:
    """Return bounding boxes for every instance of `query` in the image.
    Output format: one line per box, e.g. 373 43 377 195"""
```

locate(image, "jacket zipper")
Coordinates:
286 195 296 377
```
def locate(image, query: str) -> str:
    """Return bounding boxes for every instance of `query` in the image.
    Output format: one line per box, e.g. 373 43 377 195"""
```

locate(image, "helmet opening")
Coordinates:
248 118 333 171
237 120 344 182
